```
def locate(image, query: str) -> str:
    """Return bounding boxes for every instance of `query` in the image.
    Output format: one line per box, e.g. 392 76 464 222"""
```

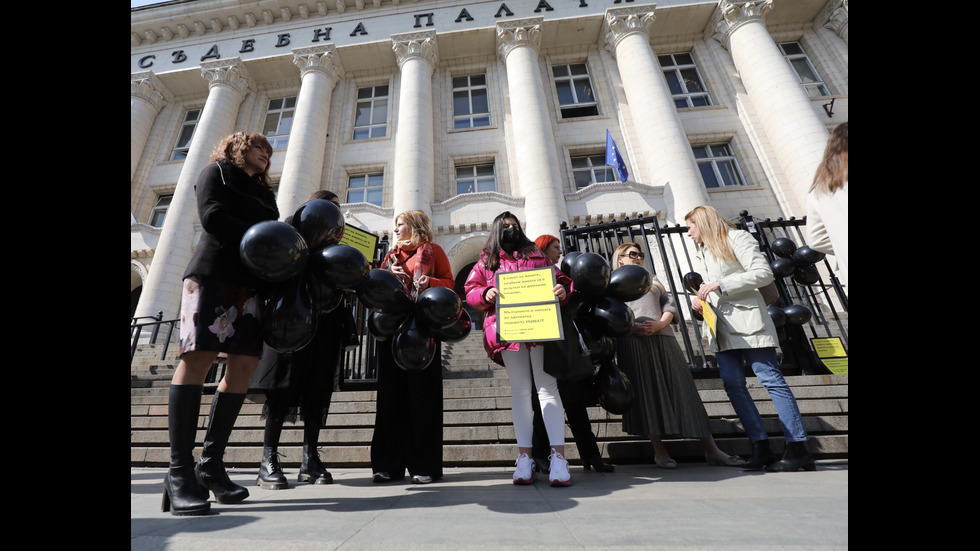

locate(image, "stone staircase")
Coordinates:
131 329 848 469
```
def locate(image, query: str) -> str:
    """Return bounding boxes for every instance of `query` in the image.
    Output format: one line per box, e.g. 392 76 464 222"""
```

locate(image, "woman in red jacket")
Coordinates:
464 212 574 486
370 210 455 485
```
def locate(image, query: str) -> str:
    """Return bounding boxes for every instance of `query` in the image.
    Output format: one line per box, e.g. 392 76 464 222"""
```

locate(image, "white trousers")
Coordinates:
501 345 565 449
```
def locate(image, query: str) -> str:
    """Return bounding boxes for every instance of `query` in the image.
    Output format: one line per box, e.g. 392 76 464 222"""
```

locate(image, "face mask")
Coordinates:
501 227 521 246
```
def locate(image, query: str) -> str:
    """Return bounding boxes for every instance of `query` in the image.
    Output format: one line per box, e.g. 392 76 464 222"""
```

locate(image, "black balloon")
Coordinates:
356 269 414 314
770 237 797 259
767 304 786 328
306 271 343 313
263 277 318 352
771 258 796 278
590 296 635 338
291 199 345 251
580 324 615 363
416 287 463 330
240 220 310 283
595 359 633 415
783 304 812 325
607 265 652 302
793 245 826 265
570 252 611 297
311 244 370 290
367 310 410 341
792 264 820 285
683 272 704 294
391 315 437 371
431 309 473 343
564 291 594 323
560 251 583 278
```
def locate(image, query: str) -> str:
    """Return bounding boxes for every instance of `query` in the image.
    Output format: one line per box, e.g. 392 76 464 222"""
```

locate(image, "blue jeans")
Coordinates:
715 347 808 443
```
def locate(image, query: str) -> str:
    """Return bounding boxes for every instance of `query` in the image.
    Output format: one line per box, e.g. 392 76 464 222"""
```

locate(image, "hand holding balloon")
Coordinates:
697 281 721 301
483 287 499 304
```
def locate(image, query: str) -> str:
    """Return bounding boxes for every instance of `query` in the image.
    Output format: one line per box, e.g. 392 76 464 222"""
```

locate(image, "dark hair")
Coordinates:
481 211 537 272
309 190 340 204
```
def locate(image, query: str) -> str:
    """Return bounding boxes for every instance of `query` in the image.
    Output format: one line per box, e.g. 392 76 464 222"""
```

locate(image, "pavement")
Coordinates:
131 459 848 550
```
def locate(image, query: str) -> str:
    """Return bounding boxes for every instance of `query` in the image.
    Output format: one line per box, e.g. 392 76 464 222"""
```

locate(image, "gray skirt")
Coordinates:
614 334 713 438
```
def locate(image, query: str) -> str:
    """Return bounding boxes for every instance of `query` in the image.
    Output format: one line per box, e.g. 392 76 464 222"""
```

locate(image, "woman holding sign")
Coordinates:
685 206 814 472
464 212 574 486
370 210 454 485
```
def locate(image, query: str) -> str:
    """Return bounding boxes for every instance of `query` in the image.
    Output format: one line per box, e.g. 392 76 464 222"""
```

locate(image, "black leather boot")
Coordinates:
195 391 249 504
298 444 333 484
765 441 816 472
162 384 211 516
258 447 289 489
583 454 615 473
741 439 777 471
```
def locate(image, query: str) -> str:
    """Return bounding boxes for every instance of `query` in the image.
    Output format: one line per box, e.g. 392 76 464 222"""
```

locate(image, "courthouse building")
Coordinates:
131 0 849 322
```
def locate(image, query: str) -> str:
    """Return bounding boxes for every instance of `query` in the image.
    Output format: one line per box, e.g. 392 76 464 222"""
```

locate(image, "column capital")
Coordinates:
391 31 439 69
823 0 848 39
712 0 773 50
496 18 543 61
601 5 657 58
131 71 172 112
200 58 251 100
292 44 344 81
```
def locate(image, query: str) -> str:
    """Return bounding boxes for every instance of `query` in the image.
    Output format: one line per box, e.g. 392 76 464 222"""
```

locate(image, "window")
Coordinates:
552 63 598 118
455 163 496 194
149 194 172 227
658 53 711 108
353 85 389 139
778 42 830 98
693 143 747 189
571 154 616 189
262 96 296 149
170 109 200 160
346 173 383 206
452 74 490 129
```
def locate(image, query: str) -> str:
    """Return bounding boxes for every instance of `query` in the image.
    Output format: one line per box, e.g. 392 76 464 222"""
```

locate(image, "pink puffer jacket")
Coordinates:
463 249 573 366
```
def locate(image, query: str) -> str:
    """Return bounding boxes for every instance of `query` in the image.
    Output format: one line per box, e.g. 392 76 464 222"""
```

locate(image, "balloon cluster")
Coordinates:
766 237 822 330
240 199 369 353
559 251 648 415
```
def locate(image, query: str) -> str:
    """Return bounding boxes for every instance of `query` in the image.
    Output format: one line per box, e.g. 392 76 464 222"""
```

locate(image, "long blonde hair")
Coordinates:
209 131 274 189
613 242 664 293
395 209 434 248
684 206 737 263
810 122 848 196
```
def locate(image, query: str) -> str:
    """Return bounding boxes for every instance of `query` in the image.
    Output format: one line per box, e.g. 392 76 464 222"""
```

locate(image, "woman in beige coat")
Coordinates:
806 122 848 290
685 206 814 473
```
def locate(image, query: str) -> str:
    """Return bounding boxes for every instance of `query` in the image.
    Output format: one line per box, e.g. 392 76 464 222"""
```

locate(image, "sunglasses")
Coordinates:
619 251 644 260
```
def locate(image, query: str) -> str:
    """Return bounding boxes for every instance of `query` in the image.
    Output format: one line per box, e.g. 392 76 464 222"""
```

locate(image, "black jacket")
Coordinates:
182 160 279 291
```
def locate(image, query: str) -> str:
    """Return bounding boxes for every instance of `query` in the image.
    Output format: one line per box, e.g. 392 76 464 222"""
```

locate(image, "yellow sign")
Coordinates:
810 337 848 375
699 299 717 339
495 267 563 343
337 224 379 265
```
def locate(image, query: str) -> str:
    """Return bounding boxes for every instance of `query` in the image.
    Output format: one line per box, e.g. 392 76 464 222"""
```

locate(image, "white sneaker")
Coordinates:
548 448 571 487
411 475 433 484
513 453 536 485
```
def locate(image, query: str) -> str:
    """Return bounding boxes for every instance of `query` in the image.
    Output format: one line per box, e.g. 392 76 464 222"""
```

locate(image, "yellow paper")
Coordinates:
496 267 558 305
337 224 378 266
810 337 848 374
497 303 562 343
699 299 717 339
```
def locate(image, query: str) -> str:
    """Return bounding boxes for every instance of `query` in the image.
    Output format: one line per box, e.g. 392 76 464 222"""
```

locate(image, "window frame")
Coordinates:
778 41 830 98
454 162 497 195
346 172 384 206
170 108 201 161
149 193 172 227
552 62 599 119
451 73 491 130
657 52 712 109
570 153 616 190
262 96 297 149
352 85 389 140
693 143 749 189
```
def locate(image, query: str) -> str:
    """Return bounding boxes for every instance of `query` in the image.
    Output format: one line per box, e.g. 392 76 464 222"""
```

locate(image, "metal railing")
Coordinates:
130 311 179 364
558 210 847 375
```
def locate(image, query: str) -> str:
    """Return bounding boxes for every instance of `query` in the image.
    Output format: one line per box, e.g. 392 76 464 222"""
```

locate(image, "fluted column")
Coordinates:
390 31 438 217
277 45 344 218
714 0 828 216
131 71 171 180
824 0 848 45
133 58 251 320
496 19 567 240
602 5 709 224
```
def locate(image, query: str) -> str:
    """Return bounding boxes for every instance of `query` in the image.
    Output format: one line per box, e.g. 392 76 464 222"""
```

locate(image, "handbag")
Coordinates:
759 281 779 305
543 306 596 381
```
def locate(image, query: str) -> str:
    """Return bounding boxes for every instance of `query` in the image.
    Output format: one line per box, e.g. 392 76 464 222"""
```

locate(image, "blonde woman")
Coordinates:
612 242 745 469
685 206 814 472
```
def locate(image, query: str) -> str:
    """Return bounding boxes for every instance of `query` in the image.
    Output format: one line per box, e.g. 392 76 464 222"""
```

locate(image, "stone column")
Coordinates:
824 0 848 45
276 45 344 218
714 0 828 216
133 59 252 321
390 31 438 217
131 71 171 181
496 18 567 240
602 5 709 224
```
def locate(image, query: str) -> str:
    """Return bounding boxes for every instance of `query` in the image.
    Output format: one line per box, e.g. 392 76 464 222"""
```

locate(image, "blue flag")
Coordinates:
605 130 628 183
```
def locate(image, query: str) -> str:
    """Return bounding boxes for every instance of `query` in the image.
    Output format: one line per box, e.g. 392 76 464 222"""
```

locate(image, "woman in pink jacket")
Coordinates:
464 212 574 486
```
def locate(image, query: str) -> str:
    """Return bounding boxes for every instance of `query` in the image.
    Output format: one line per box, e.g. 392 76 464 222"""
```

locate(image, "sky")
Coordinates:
132 0 167 7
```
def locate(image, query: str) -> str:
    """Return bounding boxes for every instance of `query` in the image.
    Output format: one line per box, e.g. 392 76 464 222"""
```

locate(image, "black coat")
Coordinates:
183 160 279 291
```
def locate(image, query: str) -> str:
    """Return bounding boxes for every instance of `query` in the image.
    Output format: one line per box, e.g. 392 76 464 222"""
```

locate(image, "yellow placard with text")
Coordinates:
699 299 717 339
494 267 563 343
810 337 848 375
496 267 558 306
337 224 379 266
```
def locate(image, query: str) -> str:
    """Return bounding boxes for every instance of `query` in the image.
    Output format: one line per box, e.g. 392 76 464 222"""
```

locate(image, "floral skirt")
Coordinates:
178 275 264 358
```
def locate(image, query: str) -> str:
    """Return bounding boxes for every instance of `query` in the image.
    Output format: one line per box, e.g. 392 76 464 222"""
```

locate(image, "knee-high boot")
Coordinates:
195 391 249 503
298 405 332 484
162 384 211 516
257 400 289 490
